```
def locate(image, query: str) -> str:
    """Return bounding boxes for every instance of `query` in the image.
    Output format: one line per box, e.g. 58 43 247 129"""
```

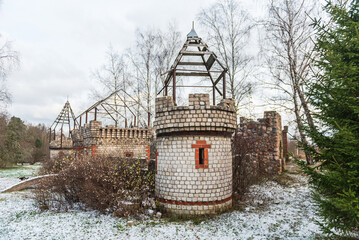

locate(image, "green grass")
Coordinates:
0 164 41 178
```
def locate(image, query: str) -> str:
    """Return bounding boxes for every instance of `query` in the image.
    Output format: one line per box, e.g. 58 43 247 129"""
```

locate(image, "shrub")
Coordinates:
39 152 72 175
35 155 155 217
232 132 269 198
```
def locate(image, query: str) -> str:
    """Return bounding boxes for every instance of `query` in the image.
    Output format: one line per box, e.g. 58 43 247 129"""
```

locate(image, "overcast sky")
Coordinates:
0 0 268 126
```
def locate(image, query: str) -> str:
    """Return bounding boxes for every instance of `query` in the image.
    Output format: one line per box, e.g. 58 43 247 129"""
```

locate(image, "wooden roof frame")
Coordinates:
49 100 78 147
158 33 228 105
75 89 151 129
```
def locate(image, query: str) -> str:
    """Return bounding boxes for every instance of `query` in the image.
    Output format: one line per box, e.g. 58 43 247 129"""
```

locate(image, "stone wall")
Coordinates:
49 136 73 160
71 120 153 159
154 93 236 215
237 111 288 174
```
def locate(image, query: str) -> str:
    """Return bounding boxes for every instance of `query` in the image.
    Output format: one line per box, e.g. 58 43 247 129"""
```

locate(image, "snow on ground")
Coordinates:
0 164 41 178
0 164 41 192
0 170 328 240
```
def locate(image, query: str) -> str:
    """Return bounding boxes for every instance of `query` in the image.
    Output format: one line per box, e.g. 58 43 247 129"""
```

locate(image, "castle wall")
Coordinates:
154 94 236 215
49 137 73 160
71 121 153 159
236 111 287 174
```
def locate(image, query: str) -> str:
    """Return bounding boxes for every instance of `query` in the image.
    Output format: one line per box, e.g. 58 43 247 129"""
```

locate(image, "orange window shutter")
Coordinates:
204 149 208 160
195 149 199 160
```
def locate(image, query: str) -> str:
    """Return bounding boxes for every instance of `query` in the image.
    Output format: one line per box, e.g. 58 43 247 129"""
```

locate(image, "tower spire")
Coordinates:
187 21 198 38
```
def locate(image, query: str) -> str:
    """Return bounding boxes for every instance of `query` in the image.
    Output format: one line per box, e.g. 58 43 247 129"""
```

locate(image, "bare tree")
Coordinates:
91 46 131 126
197 0 254 112
126 29 159 127
262 0 319 164
127 25 181 126
0 38 19 109
153 22 182 96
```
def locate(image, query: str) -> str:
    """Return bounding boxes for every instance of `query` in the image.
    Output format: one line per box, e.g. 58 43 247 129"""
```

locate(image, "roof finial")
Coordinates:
187 21 198 38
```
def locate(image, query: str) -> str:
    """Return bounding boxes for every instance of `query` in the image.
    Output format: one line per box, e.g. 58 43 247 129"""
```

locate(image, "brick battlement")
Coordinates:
154 94 237 135
239 111 282 136
71 120 153 159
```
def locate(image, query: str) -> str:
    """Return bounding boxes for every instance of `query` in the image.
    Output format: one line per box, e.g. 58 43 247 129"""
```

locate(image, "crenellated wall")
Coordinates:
71 121 153 159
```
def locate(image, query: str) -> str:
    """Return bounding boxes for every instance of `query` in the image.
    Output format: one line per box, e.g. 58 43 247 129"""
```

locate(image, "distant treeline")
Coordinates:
0 114 49 168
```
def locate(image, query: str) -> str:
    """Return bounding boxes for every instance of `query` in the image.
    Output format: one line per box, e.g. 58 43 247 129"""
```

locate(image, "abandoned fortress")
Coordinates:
49 27 288 215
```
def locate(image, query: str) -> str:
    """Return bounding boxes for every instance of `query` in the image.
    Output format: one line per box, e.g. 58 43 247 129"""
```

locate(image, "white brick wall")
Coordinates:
154 94 236 215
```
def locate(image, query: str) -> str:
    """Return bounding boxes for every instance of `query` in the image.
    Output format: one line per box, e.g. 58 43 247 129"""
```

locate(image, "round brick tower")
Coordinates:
154 94 236 215
154 26 237 215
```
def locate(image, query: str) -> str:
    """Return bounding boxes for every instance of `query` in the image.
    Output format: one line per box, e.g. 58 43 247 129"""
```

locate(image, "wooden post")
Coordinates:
49 128 51 143
85 111 88 124
165 84 168 96
213 86 216 105
69 120 71 137
134 116 136 127
125 118 127 128
79 116 82 128
223 71 226 99
94 108 97 121
148 112 150 127
173 69 176 104
60 127 63 148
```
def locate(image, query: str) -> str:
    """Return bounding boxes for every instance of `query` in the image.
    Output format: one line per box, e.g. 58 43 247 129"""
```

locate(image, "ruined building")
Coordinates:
49 91 153 160
49 100 77 159
237 111 288 175
154 26 236 215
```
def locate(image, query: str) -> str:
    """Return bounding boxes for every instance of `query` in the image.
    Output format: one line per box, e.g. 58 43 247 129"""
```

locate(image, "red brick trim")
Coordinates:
192 140 210 169
191 144 211 149
146 145 151 160
91 145 98 156
156 195 232 206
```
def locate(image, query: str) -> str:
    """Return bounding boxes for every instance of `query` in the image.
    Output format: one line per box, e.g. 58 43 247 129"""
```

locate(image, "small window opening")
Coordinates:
124 152 134 158
199 148 204 165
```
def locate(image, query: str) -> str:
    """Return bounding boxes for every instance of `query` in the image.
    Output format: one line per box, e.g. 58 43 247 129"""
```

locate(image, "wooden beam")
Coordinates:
173 70 176 104
175 85 214 88
181 51 212 56
214 71 225 86
223 72 226 99
185 43 207 47
177 62 205 66
198 46 223 97
213 86 215 105
175 72 209 77
206 55 215 70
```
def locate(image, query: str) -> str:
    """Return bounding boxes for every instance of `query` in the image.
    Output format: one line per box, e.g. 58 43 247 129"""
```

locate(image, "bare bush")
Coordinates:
232 132 275 202
35 155 155 217
39 152 72 175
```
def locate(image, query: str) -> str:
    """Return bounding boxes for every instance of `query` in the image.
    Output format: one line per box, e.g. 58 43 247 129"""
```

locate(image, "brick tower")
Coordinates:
154 26 237 215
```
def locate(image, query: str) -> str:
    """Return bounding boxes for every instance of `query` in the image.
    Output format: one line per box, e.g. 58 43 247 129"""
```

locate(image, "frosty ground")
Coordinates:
0 164 327 240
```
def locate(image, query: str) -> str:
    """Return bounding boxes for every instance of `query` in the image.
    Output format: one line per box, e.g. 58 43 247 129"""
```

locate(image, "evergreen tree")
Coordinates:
300 0 359 235
4 116 25 165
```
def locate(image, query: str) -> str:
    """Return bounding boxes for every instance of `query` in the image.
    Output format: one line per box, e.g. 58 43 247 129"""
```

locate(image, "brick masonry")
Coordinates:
154 94 236 215
70 120 153 159
49 137 73 159
237 111 288 174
